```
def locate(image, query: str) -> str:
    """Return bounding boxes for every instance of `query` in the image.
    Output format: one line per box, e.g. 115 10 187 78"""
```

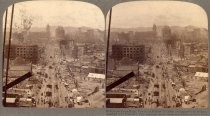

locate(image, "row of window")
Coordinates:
123 47 143 51
16 50 35 53
123 50 141 53
112 49 143 53
123 53 141 56
113 53 142 57
16 47 37 51
113 52 141 55
16 53 34 57
112 50 143 52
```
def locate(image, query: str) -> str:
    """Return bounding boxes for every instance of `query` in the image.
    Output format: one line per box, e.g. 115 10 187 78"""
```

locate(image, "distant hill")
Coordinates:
171 25 208 43
109 25 208 43
29 26 105 43
9 25 208 44
110 27 153 33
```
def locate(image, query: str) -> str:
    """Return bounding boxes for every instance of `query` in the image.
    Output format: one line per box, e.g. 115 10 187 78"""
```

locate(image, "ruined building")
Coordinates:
112 45 145 63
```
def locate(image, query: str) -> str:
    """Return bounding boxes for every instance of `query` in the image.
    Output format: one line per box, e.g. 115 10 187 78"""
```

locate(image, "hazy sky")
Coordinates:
3 1 208 30
109 1 208 29
4 1 104 30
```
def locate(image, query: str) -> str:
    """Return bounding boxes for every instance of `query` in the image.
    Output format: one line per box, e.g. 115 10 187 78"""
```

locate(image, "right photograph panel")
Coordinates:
106 1 208 108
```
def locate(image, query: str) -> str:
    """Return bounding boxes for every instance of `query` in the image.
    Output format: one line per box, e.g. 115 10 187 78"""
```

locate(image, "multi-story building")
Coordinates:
112 45 145 63
78 46 85 57
60 39 74 57
179 43 192 58
5 45 39 64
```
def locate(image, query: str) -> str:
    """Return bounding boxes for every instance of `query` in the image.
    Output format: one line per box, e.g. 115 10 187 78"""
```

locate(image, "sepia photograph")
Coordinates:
106 1 208 108
2 1 105 108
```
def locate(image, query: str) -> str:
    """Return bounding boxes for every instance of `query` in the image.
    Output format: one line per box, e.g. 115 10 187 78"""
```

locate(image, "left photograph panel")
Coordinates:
2 1 105 108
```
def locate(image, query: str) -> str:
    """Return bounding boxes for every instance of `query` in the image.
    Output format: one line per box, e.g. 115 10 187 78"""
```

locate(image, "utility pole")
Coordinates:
2 8 8 106
105 8 112 92
3 8 8 66
4 4 15 107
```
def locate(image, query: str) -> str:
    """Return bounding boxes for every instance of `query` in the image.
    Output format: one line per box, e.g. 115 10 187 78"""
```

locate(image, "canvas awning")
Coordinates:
109 98 124 103
87 73 105 79
194 72 208 78
6 98 16 103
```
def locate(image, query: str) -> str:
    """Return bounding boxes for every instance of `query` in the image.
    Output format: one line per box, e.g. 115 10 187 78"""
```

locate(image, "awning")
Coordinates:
87 73 105 79
6 98 16 103
194 72 208 78
110 98 124 103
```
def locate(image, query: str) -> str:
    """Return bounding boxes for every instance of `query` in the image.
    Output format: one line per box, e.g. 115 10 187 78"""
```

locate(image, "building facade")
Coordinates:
5 45 39 64
112 45 145 63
